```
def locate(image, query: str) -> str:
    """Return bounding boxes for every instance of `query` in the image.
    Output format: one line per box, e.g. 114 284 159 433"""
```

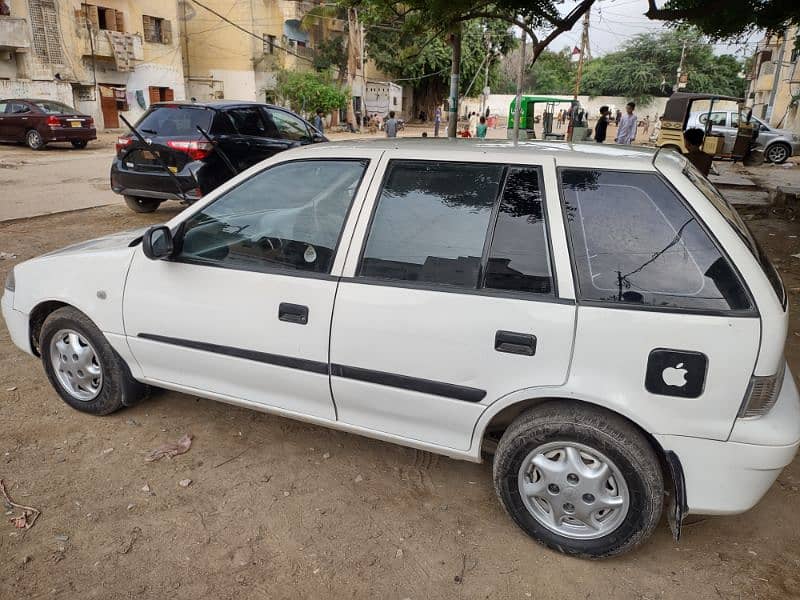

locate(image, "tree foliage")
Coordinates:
276 71 350 114
644 0 800 39
580 27 745 103
498 47 574 94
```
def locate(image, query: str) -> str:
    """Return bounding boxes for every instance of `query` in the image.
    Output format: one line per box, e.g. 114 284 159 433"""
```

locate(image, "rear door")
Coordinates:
329 154 577 451
5 101 33 140
217 106 291 171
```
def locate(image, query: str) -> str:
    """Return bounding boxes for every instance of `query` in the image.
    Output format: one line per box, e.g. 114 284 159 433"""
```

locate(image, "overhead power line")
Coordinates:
187 0 315 63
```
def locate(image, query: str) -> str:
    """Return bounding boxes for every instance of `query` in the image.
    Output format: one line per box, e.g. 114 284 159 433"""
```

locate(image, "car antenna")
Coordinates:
119 114 188 202
196 124 239 176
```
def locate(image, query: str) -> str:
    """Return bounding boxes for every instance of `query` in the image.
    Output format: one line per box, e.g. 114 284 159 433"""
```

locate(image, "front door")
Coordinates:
124 155 378 420
330 156 577 451
99 86 119 129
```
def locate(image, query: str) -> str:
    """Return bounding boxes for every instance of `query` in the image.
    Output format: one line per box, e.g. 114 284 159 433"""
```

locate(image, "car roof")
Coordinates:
296 138 661 169
150 100 287 111
2 98 71 103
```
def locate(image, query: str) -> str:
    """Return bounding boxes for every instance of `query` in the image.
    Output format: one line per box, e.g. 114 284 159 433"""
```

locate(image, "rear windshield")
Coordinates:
134 106 213 137
683 161 786 308
33 101 75 114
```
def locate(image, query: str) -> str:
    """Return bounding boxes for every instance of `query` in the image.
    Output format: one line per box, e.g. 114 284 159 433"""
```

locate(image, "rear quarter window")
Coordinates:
560 169 753 313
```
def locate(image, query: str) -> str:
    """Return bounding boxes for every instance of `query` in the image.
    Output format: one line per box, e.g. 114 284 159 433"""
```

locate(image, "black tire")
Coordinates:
40 307 148 415
26 129 45 150
493 402 664 559
765 143 790 164
71 139 89 149
124 195 161 213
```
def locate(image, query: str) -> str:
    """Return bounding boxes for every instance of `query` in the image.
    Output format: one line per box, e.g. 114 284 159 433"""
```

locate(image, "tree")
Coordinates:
365 19 514 119
644 0 800 39
276 71 350 116
580 27 745 103
498 47 574 94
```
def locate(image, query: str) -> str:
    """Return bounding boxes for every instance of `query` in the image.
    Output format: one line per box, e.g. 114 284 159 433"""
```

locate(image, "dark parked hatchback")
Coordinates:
111 101 327 213
0 98 96 150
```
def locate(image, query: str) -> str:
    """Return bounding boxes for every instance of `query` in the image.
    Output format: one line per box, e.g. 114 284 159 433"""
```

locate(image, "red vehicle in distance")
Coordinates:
0 98 97 150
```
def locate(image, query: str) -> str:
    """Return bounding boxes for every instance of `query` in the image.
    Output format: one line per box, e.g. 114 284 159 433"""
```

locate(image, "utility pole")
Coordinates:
82 3 98 118
673 40 687 93
447 25 462 138
512 27 526 144
766 30 788 123
573 11 590 99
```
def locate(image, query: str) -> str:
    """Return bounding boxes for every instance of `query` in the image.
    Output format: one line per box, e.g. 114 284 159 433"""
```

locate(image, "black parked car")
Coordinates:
111 101 327 213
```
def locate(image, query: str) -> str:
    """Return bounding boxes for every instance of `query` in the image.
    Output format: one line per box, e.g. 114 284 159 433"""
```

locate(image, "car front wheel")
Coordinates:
124 195 162 213
40 307 147 415
26 129 45 150
765 143 790 164
493 402 664 558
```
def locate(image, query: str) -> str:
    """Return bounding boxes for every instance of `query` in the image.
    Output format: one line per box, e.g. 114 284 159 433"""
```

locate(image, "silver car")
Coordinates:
687 110 800 164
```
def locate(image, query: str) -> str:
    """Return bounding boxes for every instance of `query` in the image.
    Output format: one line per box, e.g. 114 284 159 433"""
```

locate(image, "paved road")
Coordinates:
0 144 121 221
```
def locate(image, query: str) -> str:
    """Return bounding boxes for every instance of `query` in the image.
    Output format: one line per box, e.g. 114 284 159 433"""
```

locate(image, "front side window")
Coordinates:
698 112 727 127
225 107 273 137
179 159 367 274
561 169 751 312
359 161 503 288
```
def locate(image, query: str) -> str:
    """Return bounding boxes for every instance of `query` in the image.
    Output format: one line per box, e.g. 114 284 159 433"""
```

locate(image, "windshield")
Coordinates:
134 106 213 137
683 161 786 308
33 101 76 114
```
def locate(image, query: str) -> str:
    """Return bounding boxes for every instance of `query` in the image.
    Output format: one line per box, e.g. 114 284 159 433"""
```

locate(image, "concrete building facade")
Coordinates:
0 0 186 128
747 25 800 133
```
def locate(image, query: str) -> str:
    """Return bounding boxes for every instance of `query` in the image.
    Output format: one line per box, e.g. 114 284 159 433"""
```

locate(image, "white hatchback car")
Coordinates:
3 140 798 558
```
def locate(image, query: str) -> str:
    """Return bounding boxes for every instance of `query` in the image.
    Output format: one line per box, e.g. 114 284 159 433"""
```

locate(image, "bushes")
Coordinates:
276 70 349 115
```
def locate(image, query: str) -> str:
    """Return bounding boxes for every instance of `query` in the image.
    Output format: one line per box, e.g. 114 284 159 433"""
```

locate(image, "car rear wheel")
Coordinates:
493 402 664 558
765 143 790 164
124 195 162 213
26 129 45 150
40 307 148 415
71 140 88 149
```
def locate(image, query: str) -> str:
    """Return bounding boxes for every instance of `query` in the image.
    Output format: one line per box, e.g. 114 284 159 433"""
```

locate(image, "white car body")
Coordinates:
3 140 799 533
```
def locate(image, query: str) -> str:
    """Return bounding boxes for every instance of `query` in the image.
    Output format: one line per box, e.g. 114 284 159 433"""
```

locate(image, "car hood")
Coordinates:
40 227 149 258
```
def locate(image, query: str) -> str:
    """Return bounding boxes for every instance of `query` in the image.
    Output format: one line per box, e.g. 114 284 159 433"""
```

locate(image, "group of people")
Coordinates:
592 102 713 176
459 112 489 138
313 109 401 138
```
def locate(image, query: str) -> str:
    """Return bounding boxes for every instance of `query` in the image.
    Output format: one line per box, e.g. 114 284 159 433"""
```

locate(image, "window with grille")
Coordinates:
143 15 172 44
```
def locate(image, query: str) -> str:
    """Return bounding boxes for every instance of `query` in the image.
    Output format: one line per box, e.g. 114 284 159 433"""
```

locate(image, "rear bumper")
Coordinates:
656 366 800 515
110 159 204 202
43 128 97 142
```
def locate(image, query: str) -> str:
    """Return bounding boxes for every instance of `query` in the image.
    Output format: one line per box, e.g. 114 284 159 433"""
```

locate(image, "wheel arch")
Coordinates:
28 300 71 356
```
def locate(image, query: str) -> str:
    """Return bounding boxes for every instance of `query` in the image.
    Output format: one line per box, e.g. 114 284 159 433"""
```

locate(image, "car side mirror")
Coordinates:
142 225 174 260
311 132 327 143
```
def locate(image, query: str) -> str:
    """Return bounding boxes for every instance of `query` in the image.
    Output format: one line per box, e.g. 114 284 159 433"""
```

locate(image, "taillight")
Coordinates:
115 136 132 154
738 362 785 418
167 140 213 161
86 117 94 127
46 115 60 127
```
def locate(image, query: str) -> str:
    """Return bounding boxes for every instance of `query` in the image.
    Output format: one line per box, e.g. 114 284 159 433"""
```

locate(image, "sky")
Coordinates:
552 0 761 58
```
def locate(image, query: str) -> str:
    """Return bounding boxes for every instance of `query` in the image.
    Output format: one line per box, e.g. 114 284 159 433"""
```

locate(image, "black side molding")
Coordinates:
137 333 328 375
331 364 486 403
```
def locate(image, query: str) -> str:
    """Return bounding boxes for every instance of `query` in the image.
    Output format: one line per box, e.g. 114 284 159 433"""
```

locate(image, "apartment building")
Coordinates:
0 0 185 128
747 25 800 133
182 0 339 104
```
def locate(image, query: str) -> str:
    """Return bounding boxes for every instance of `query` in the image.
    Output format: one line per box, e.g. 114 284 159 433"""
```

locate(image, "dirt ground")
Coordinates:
2 197 800 599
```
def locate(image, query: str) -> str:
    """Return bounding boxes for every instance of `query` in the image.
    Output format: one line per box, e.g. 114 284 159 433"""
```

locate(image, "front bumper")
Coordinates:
657 365 800 515
1 291 32 356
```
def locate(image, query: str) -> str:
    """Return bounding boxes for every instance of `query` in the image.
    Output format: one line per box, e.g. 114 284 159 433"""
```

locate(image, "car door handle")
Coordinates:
279 302 309 325
495 330 537 356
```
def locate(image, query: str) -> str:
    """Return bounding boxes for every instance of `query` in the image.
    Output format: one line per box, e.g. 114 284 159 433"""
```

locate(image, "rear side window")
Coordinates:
484 167 552 294
560 169 751 312
359 161 503 288
32 101 74 114
135 106 213 136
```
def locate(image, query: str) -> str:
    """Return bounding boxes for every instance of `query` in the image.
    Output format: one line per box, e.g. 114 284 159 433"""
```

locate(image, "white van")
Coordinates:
3 140 798 558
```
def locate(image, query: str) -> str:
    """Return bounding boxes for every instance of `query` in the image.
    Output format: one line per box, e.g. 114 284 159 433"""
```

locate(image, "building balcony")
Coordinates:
80 29 143 61
0 17 31 50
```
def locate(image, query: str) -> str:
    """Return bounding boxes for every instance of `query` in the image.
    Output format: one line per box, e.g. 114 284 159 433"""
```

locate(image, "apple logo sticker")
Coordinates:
646 350 707 398
662 363 688 387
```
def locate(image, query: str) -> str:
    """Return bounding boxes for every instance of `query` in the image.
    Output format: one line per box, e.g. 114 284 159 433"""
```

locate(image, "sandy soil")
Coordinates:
1 200 800 599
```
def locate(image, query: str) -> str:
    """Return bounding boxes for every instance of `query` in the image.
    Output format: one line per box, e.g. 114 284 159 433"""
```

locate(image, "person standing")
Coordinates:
594 106 610 143
468 111 478 137
476 116 488 138
615 102 637 145
385 111 399 138
313 109 324 134
434 106 441 137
